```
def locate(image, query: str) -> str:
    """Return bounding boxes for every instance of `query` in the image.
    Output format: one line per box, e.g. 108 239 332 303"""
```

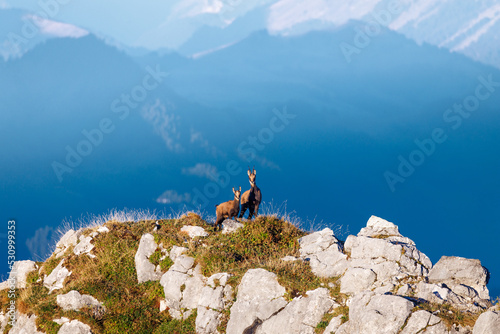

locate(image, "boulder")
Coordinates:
299 228 348 277
221 220 244 234
323 315 343 334
134 233 162 283
429 256 490 300
358 215 401 238
44 259 71 293
196 307 221 334
2 260 37 289
341 291 414 334
344 231 431 285
73 236 95 258
8 314 44 334
400 310 448 334
58 319 93 334
160 252 206 320
180 225 209 238
340 267 377 295
473 311 500 334
257 288 334 334
54 229 81 258
56 290 104 312
226 269 288 334
169 246 188 262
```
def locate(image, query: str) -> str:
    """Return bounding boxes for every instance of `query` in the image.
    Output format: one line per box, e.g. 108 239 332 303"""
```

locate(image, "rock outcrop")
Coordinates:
1 214 497 334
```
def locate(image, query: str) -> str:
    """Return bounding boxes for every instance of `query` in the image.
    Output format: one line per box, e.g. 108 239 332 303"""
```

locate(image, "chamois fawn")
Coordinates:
215 187 241 230
239 168 261 219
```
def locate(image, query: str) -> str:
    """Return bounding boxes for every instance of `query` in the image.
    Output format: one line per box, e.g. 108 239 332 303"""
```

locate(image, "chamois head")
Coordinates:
247 167 256 186
233 187 241 200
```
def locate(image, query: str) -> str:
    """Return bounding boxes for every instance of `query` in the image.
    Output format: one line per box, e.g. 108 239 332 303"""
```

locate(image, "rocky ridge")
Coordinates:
1 215 499 334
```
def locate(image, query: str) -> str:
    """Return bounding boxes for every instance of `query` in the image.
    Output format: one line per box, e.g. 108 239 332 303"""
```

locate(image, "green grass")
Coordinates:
10 212 348 334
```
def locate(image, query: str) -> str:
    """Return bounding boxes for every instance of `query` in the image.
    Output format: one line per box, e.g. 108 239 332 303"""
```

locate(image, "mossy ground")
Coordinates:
2 213 345 334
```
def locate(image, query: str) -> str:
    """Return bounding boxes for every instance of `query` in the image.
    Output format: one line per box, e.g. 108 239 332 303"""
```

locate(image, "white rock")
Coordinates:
44 259 72 293
134 233 162 283
9 314 44 334
2 261 37 289
181 225 209 238
56 290 104 312
170 255 195 274
73 236 94 257
226 269 288 334
299 228 340 256
257 288 334 334
358 215 401 237
196 307 221 334
342 291 414 334
340 267 377 295
429 256 490 300
53 317 70 325
222 219 244 234
97 226 109 233
401 310 447 334
281 256 298 262
207 273 230 288
473 311 500 334
299 228 348 277
169 246 188 262
54 229 81 258
58 319 93 334
323 315 343 334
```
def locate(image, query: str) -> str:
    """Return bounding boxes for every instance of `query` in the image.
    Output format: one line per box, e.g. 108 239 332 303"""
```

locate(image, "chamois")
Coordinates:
215 187 241 230
239 168 261 219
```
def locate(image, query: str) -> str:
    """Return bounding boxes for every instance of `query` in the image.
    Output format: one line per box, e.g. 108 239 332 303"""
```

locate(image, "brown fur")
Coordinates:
215 187 241 230
239 168 262 219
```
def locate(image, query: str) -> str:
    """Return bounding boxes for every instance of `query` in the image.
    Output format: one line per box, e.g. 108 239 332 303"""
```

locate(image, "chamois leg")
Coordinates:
248 205 255 220
254 204 260 217
215 216 224 231
239 203 248 219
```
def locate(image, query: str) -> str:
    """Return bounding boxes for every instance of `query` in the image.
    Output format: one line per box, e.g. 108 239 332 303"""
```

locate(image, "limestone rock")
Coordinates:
257 288 334 334
299 228 348 277
44 259 71 293
221 219 244 234
160 251 205 320
56 290 104 312
196 307 221 334
58 319 93 334
135 233 162 283
340 267 377 295
429 256 490 300
54 229 81 258
344 231 431 285
401 310 448 334
169 246 188 262
1 261 36 289
323 315 343 334
226 269 287 334
358 215 401 238
8 314 44 334
473 311 500 334
181 225 209 238
341 291 414 334
73 236 95 257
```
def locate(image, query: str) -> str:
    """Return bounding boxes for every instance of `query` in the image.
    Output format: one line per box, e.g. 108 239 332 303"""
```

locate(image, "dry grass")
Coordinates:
10 209 351 334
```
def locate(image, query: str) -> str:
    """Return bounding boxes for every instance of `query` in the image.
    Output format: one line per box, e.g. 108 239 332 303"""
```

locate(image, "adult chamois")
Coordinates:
239 168 261 219
215 187 241 230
